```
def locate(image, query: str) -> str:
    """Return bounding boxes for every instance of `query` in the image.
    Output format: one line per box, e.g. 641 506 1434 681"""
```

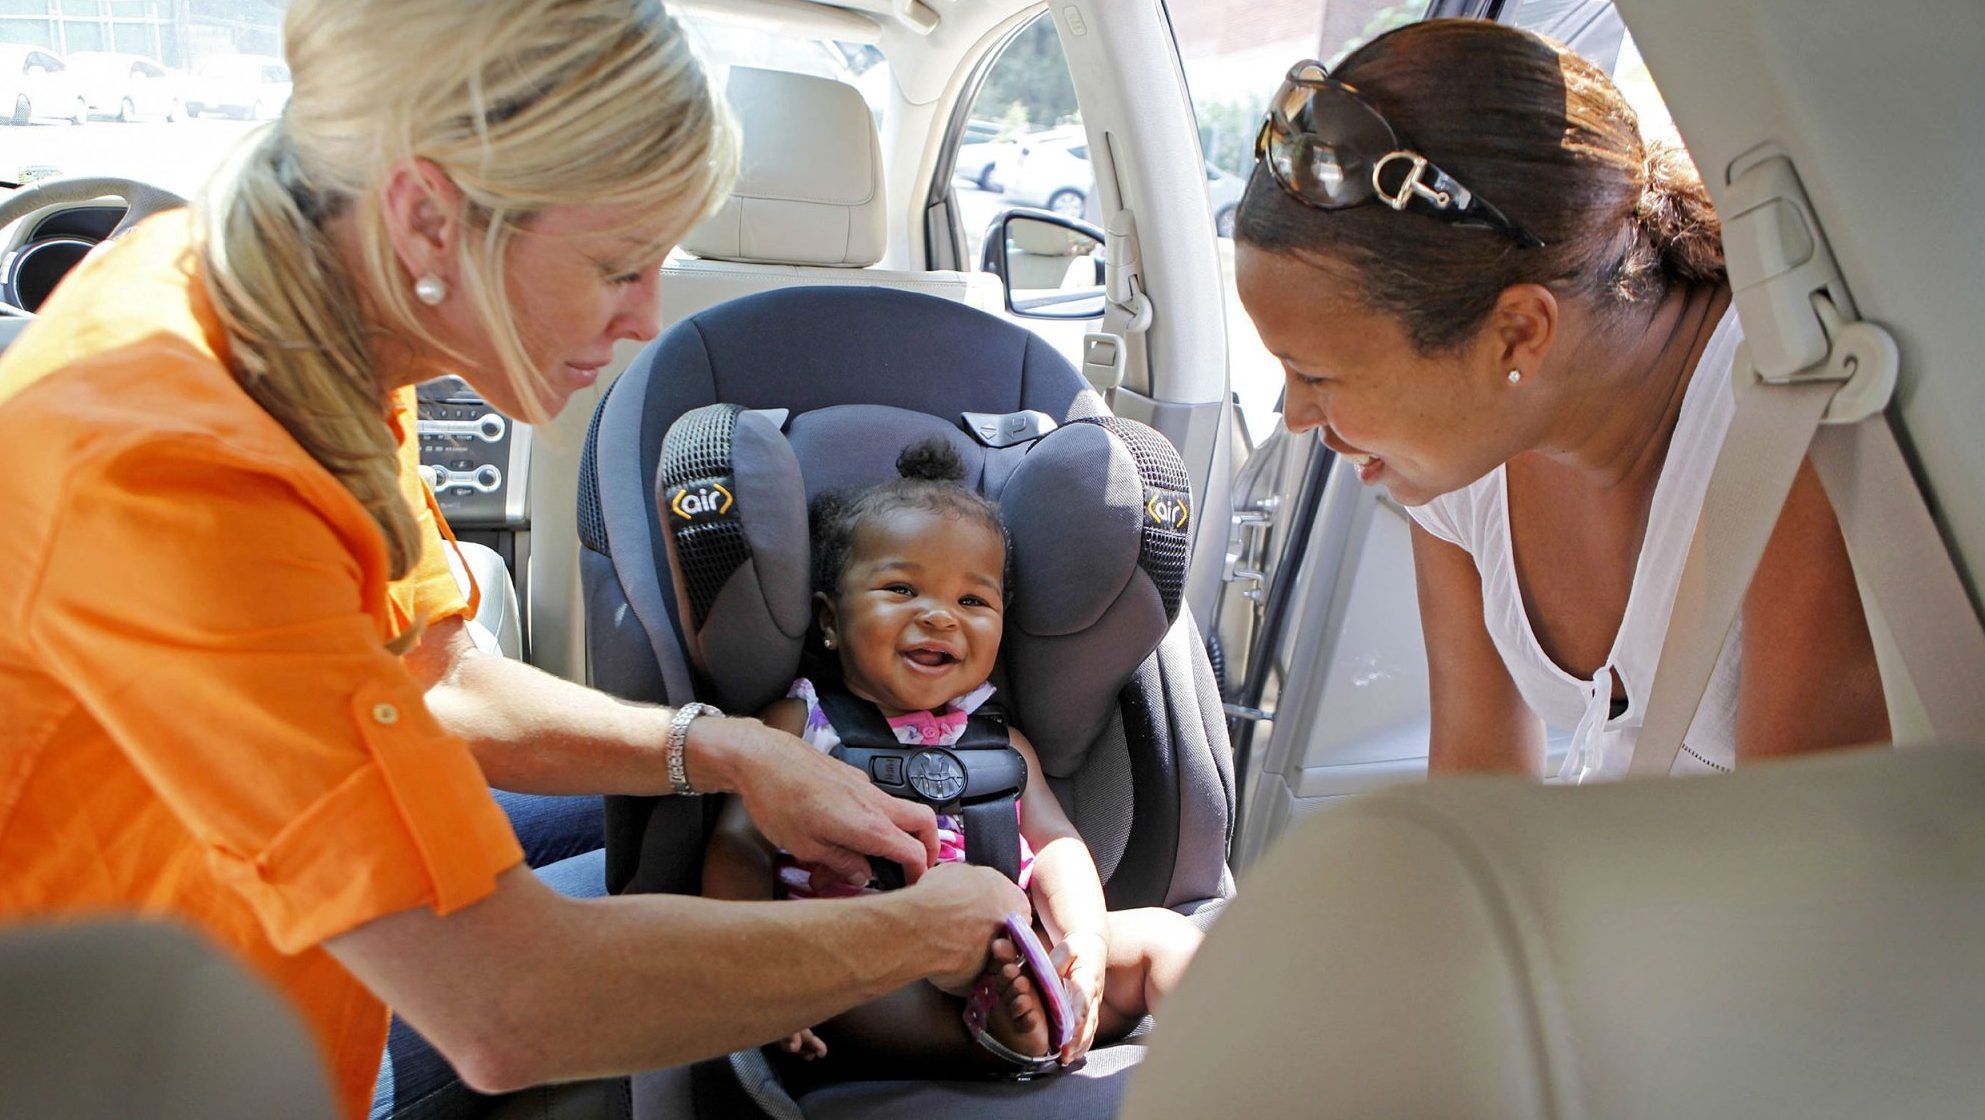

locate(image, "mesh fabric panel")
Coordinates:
576 383 613 554
1075 416 1191 623
660 404 752 630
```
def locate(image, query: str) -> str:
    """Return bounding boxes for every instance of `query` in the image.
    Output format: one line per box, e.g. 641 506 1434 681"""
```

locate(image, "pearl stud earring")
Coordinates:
413 274 449 306
1506 368 1522 385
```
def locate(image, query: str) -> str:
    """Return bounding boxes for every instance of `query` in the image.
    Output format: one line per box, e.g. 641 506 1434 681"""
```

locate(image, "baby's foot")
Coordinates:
979 936 1052 1060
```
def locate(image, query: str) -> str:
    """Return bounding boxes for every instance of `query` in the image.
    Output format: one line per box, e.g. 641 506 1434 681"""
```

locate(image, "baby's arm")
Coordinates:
699 698 808 901
1008 727 1110 1061
1009 727 1106 945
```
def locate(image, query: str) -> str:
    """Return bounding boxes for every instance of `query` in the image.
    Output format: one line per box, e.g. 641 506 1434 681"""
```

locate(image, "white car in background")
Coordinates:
66 52 180 122
0 45 87 126
997 130 1248 234
953 118 1018 190
182 53 291 121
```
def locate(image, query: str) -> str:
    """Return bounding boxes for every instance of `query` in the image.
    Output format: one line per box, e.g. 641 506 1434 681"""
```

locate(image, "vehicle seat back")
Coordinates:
658 66 1002 322
0 920 335 1119
1125 745 1985 1119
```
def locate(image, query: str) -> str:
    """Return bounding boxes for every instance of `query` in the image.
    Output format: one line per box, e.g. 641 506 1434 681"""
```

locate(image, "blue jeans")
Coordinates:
369 793 606 1120
488 789 605 870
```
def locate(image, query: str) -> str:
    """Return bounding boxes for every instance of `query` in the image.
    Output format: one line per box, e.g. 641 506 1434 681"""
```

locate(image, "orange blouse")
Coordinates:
0 212 523 1119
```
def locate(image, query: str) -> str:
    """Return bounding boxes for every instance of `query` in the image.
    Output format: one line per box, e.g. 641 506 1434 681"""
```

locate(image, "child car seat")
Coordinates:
578 286 1235 1118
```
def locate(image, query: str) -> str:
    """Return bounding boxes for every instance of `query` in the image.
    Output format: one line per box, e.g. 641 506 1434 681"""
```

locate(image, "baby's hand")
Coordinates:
780 1027 828 1061
1052 930 1108 1065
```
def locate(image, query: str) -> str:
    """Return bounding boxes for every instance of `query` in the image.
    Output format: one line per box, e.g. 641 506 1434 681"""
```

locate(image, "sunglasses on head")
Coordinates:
1253 60 1545 249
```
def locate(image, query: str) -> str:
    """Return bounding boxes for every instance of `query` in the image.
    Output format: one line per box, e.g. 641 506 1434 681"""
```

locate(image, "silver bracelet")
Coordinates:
666 701 721 796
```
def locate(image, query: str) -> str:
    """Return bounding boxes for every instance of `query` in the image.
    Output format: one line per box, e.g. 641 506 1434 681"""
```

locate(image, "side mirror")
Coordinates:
979 209 1106 320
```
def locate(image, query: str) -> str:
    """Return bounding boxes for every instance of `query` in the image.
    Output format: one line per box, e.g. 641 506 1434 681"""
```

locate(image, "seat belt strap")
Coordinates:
1632 361 1985 777
1809 420 1985 740
1630 153 1985 776
962 800 1023 884
813 685 1030 883
1629 372 1834 776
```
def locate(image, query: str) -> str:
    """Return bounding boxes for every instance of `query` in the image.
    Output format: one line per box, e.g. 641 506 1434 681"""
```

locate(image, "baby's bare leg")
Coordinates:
1094 907 1204 1040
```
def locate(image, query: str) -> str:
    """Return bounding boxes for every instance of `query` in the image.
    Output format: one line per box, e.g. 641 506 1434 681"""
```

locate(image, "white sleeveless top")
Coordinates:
1408 308 1745 782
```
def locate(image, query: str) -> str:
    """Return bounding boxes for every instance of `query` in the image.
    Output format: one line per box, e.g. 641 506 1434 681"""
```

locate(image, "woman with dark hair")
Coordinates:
1235 20 1887 779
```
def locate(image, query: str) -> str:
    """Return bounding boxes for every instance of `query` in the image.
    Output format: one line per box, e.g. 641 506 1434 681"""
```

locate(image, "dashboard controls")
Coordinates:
418 413 508 443
420 463 503 494
416 376 528 528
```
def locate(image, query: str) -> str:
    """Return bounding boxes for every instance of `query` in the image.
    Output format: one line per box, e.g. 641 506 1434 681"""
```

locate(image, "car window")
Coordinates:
945 12 1085 270
1506 0 1680 147
1169 0 1427 444
0 6 885 205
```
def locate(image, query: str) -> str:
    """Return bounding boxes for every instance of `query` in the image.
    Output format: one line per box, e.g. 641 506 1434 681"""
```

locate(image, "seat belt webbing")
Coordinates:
1809 419 1985 740
1631 373 1985 776
962 800 1023 884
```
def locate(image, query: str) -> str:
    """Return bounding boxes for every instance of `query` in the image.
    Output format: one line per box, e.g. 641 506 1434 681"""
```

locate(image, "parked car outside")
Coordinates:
996 129 1248 235
954 117 1019 190
66 52 180 122
0 46 87 126
995 130 1092 217
182 53 292 121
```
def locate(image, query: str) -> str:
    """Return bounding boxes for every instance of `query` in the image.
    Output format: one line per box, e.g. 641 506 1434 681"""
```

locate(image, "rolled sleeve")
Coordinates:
26 436 521 954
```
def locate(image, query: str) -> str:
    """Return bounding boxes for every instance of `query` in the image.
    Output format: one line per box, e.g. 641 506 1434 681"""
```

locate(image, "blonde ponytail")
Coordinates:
195 0 736 579
200 127 422 575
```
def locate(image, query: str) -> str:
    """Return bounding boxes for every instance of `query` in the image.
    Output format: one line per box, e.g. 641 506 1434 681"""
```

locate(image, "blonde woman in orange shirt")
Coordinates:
0 2 1024 1117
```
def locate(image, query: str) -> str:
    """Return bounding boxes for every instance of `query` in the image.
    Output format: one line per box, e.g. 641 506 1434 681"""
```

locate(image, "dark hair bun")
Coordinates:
1634 139 1725 289
896 438 967 483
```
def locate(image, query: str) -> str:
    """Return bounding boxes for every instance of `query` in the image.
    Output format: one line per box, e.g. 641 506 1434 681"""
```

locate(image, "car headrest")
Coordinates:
658 404 1192 777
680 66 886 268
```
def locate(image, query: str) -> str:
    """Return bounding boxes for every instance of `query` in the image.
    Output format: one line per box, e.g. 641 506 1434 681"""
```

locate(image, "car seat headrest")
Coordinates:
656 404 813 713
679 66 886 268
657 405 1192 776
999 416 1192 770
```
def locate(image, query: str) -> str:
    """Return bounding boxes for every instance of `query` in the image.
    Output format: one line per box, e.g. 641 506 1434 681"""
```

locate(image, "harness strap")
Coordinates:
962 800 1023 884
813 683 1029 885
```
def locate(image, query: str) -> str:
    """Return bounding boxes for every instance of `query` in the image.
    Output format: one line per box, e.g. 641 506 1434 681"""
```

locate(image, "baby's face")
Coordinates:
823 506 1005 716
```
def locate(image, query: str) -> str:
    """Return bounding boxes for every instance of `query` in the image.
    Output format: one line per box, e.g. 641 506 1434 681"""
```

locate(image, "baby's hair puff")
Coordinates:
811 438 1012 601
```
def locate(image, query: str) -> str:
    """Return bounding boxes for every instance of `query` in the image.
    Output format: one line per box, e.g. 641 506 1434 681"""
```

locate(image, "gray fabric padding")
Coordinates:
699 557 803 714
797 1042 1145 1120
659 408 810 714
594 353 695 705
1002 423 1147 635
1159 608 1240 908
784 404 986 504
732 413 813 640
1048 710 1134 883
1007 577 1170 779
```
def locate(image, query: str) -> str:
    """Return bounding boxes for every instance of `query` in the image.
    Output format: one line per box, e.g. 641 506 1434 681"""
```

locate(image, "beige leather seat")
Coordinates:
657 65 1003 321
1124 746 1985 1119
0 920 335 1119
